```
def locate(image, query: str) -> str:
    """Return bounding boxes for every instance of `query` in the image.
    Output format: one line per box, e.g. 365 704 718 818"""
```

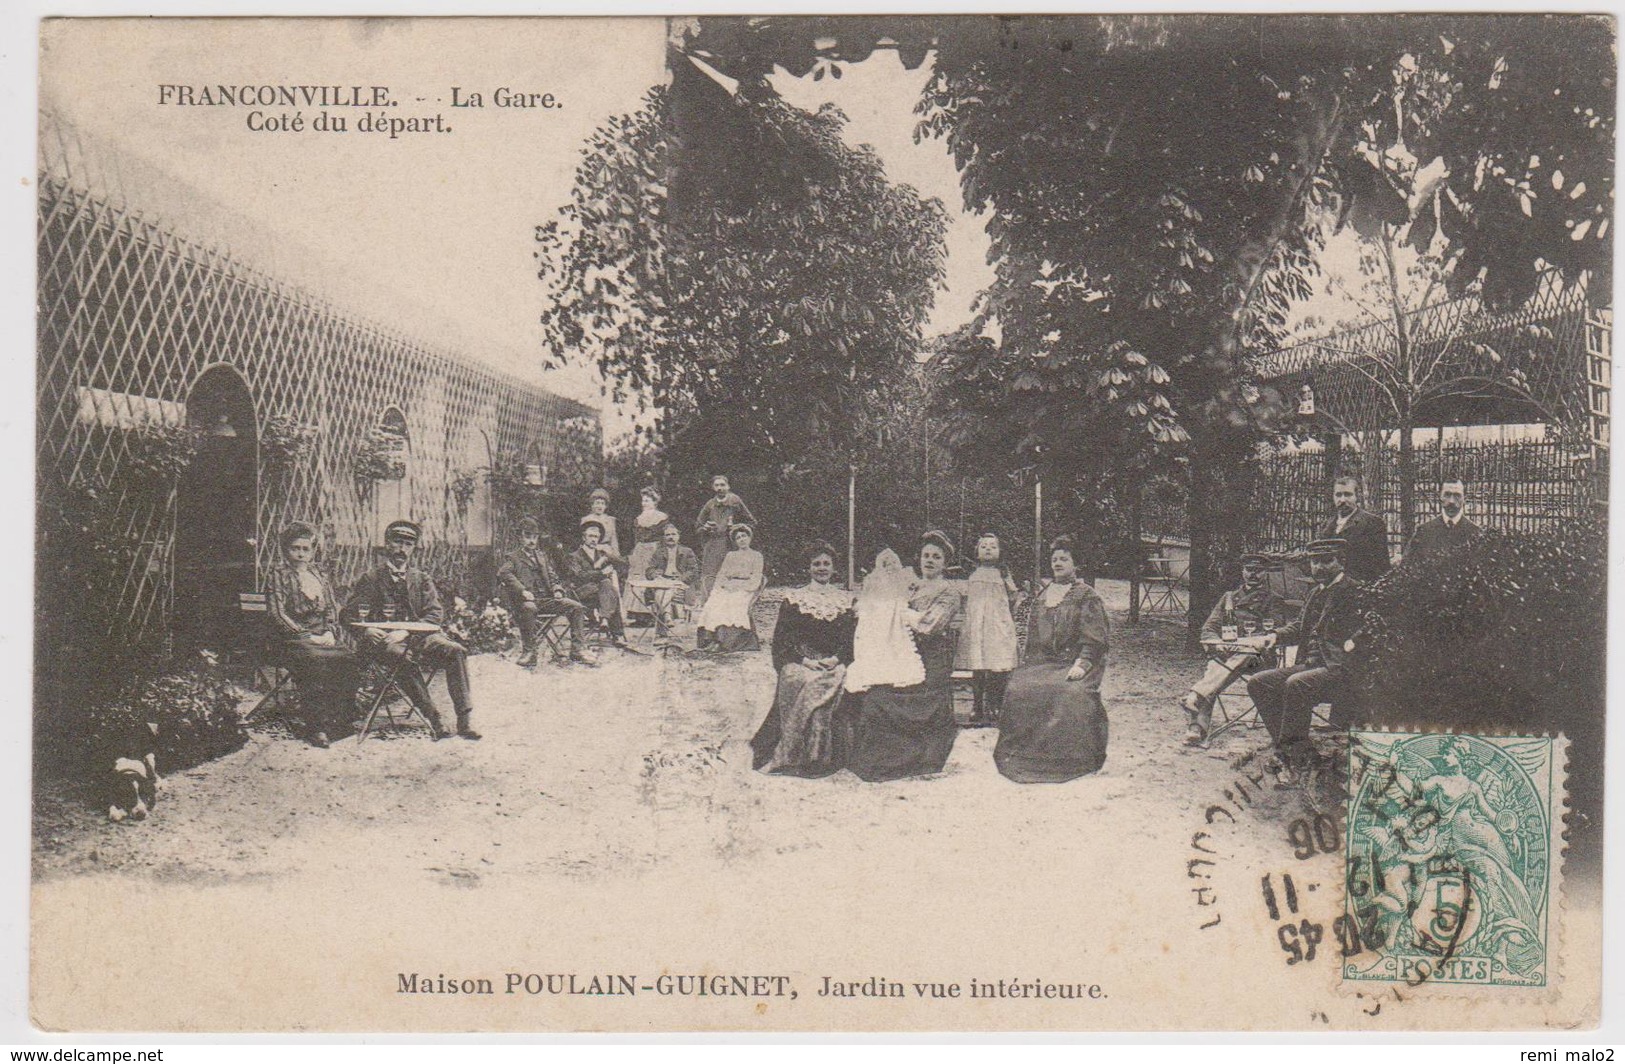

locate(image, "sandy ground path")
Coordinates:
31 582 1598 1031
34 583 1293 887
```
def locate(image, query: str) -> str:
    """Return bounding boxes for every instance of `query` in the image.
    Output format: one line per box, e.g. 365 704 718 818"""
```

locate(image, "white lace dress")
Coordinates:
844 550 926 693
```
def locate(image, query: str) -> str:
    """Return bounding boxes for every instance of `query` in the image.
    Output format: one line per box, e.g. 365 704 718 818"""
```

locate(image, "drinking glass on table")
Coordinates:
381 603 399 623
1241 618 1259 639
1262 617 1276 635
356 604 373 623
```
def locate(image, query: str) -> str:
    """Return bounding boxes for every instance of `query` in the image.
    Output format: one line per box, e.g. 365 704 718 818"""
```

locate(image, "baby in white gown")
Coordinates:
844 548 926 693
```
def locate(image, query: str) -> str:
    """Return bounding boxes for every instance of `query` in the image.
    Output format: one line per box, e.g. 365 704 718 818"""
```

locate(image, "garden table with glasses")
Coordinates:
348 613 444 742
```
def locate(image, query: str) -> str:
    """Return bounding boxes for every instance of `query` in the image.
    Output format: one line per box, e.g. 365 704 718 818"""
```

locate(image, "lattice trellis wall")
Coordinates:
1252 271 1595 434
1246 270 1607 556
38 129 599 659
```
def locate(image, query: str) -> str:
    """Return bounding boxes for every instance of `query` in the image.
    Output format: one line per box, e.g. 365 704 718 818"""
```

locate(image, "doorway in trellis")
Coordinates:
175 364 259 657
373 407 412 542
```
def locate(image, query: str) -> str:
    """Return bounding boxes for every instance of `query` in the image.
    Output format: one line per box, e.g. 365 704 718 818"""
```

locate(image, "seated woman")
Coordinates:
847 531 963 783
751 542 857 777
994 535 1110 784
266 522 358 748
694 523 765 652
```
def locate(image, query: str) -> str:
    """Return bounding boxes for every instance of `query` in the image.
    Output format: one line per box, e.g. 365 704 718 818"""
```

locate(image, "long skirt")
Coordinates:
277 640 358 734
622 541 658 618
696 624 759 653
993 663 1109 783
750 660 851 777
847 680 957 782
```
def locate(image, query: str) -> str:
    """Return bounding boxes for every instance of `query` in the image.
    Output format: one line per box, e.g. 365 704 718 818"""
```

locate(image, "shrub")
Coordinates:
79 660 247 776
446 599 517 656
1350 515 1606 849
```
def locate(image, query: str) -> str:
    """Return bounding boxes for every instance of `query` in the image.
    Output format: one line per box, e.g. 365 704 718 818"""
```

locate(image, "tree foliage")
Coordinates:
536 72 949 485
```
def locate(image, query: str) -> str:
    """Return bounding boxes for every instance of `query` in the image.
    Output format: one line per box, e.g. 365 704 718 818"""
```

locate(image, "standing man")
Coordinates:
565 518 629 649
497 516 594 667
343 520 480 741
1404 477 1481 566
1246 538 1361 784
694 474 755 608
644 521 701 624
1318 475 1390 584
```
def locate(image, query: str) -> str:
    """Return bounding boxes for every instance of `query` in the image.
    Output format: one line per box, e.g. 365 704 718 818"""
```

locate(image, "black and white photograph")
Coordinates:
23 12 1616 1034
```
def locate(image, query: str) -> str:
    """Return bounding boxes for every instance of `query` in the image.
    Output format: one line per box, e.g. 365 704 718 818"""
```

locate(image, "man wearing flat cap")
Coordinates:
343 519 480 740
498 516 594 667
1245 538 1361 782
564 517 629 649
1178 552 1286 746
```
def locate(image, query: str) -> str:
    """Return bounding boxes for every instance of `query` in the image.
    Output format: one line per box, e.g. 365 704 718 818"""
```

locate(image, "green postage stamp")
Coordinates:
1343 731 1565 989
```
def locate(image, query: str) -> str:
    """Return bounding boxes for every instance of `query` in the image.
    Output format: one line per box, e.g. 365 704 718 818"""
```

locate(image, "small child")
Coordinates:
954 532 1020 725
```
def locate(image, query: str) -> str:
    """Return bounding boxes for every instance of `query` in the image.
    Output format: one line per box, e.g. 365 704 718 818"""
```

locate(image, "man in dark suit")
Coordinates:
644 521 701 623
1404 478 1482 566
1247 538 1361 782
1318 475 1390 584
564 518 629 648
343 520 480 741
497 516 592 668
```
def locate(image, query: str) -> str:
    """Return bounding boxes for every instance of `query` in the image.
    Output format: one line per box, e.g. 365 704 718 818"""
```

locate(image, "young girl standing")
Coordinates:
954 531 1020 726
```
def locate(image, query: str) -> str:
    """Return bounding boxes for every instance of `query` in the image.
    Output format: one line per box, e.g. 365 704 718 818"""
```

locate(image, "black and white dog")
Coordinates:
106 720 159 823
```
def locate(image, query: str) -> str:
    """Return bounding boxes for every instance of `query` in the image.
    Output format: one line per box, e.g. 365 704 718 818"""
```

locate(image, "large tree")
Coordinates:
656 15 1611 602
908 14 1612 630
536 61 948 533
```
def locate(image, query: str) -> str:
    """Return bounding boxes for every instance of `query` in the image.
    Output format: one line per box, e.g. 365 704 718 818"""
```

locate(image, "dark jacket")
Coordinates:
645 543 700 589
563 544 625 602
1318 509 1391 584
342 565 444 627
1274 575 1361 670
1405 515 1482 567
497 546 566 602
266 565 340 640
1199 583 1286 644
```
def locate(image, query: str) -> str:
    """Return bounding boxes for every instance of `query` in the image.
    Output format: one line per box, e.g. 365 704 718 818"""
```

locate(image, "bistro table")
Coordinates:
1200 634 1278 744
347 619 444 742
628 577 689 653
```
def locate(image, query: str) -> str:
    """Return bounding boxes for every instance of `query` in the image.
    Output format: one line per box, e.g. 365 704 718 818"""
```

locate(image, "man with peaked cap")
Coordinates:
343 519 480 740
1246 538 1362 783
497 516 594 667
1178 552 1287 746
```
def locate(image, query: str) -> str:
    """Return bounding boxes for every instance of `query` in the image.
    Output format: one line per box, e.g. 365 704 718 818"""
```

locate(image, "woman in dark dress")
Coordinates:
266 522 357 748
750 542 857 777
994 535 1110 783
847 531 964 783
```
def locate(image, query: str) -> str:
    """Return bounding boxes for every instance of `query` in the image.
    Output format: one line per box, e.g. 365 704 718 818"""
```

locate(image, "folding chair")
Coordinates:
237 592 297 726
1136 550 1188 620
533 609 571 663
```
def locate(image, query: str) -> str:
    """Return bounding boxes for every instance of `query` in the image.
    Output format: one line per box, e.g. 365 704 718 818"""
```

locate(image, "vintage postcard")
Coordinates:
30 15 1611 1032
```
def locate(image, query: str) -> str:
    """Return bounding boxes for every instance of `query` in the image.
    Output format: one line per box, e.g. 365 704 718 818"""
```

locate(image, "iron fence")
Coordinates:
1251 437 1601 555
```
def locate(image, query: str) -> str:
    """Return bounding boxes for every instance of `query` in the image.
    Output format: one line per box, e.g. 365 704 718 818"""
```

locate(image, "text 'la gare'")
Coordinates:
449 87 560 109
